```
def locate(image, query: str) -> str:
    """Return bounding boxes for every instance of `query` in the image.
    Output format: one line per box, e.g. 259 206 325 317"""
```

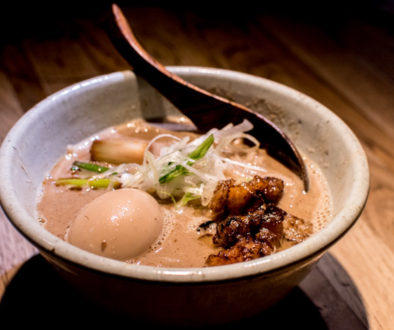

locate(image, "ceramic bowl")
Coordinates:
0 67 369 325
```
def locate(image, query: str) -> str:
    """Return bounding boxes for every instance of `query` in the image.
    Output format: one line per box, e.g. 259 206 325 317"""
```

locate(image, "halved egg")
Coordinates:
67 188 163 260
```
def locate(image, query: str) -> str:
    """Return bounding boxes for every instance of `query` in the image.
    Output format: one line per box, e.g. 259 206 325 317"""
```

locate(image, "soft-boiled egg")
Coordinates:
66 188 163 260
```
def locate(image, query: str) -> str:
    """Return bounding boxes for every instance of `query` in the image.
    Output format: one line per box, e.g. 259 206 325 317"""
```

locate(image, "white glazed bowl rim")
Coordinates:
0 67 369 283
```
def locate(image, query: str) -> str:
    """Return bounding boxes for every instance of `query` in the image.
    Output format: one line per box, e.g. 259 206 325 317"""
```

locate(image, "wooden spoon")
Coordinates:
107 4 309 192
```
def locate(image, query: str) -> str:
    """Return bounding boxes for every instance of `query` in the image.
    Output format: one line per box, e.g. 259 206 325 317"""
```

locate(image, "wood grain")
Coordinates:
0 4 392 329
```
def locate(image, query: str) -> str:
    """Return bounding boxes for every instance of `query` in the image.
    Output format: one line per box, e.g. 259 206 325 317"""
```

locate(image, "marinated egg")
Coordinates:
66 188 163 260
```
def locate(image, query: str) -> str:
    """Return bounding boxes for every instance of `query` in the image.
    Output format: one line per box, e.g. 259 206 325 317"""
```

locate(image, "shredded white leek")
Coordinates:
94 119 264 206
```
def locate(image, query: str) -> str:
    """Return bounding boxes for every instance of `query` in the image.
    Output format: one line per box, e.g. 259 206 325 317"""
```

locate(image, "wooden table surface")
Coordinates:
0 3 393 328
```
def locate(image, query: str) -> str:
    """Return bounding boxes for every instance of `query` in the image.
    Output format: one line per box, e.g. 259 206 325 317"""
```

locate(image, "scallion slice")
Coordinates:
71 161 109 173
159 134 214 184
55 178 119 189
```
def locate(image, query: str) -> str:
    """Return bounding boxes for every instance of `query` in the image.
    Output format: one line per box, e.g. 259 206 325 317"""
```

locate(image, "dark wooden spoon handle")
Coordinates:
108 4 309 191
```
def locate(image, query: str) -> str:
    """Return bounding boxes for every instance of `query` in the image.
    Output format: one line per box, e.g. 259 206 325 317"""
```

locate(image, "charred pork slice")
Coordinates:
206 237 274 266
205 176 313 266
207 204 285 265
206 205 313 265
209 175 284 216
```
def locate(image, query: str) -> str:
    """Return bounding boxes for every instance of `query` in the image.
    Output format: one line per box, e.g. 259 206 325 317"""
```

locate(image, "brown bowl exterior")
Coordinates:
41 248 321 325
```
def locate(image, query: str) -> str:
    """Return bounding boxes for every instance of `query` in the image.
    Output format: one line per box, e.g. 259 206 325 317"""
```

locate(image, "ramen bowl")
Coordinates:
0 67 369 325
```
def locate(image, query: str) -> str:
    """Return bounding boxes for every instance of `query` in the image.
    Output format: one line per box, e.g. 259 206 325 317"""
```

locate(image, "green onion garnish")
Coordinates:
177 192 200 207
55 178 119 189
159 164 188 184
71 161 109 173
187 134 215 160
159 134 214 184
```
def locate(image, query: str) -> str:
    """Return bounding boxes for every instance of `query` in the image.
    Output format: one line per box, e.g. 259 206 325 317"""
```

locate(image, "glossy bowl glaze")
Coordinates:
0 67 369 325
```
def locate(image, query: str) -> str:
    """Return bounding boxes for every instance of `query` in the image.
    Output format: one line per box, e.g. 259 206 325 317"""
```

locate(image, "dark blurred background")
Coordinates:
0 0 393 42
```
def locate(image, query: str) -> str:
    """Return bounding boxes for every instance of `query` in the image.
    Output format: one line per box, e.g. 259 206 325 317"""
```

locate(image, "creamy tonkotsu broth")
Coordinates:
36 117 332 268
